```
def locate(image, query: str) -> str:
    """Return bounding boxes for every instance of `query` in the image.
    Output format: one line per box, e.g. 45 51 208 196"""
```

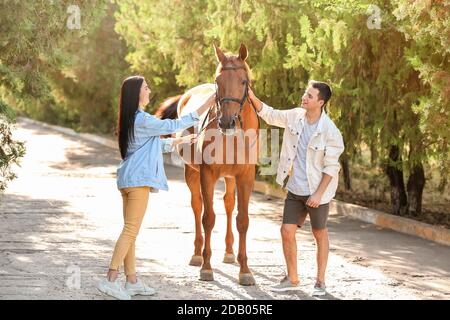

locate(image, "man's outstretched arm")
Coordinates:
248 89 292 128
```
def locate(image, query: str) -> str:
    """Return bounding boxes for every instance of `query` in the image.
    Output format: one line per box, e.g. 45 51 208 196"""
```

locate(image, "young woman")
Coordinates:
97 76 214 300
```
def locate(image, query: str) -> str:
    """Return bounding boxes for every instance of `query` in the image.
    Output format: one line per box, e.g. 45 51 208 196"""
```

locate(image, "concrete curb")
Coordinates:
19 117 450 247
331 200 450 246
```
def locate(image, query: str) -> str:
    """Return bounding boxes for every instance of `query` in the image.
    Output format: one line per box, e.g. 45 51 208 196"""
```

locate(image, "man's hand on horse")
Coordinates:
248 88 262 112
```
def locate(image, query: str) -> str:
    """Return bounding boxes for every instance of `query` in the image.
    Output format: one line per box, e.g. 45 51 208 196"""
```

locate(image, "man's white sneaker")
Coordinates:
311 281 327 296
97 278 131 300
125 279 156 296
270 276 300 292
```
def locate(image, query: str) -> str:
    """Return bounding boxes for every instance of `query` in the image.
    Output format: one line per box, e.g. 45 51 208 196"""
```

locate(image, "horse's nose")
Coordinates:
218 118 236 130
230 119 236 130
226 119 236 131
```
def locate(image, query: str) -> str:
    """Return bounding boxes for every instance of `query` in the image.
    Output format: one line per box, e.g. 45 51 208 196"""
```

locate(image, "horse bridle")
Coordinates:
196 65 259 138
214 65 257 129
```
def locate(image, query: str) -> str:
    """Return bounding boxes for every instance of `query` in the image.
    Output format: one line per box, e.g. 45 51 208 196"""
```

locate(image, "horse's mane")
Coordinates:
155 94 181 120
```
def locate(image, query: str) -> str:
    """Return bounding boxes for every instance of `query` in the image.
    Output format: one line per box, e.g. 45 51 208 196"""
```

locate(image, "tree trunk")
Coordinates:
340 154 351 190
407 162 425 216
385 145 408 215
370 141 378 166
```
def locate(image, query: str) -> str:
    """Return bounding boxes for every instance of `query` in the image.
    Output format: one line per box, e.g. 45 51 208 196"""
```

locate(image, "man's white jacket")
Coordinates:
258 103 345 204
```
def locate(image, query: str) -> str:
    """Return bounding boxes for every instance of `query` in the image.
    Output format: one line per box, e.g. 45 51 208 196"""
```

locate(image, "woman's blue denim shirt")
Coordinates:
116 109 199 191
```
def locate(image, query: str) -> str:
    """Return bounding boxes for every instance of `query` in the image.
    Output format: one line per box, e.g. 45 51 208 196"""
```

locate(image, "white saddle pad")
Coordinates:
178 83 216 117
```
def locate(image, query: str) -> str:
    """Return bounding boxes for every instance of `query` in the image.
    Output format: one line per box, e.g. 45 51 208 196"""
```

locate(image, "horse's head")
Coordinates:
214 43 251 135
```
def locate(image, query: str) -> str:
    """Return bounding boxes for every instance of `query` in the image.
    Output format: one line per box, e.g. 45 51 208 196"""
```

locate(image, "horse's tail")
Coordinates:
155 95 181 120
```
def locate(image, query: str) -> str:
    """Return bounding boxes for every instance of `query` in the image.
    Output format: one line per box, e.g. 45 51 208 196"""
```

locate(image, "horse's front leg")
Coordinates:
199 165 218 281
223 177 236 264
235 167 256 286
185 164 203 266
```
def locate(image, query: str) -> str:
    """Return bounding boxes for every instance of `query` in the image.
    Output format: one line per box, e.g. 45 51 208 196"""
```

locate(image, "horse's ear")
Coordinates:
238 43 248 61
214 43 226 64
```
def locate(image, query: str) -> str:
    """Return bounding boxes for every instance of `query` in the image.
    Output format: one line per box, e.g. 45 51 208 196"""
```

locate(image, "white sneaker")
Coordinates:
97 278 131 300
311 281 327 296
270 276 301 292
125 279 156 296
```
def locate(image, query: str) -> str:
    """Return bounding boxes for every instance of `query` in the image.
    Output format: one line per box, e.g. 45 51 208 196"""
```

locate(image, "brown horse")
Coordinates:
157 44 259 285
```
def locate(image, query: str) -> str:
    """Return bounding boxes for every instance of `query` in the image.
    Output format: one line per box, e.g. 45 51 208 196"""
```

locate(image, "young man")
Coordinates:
249 80 344 296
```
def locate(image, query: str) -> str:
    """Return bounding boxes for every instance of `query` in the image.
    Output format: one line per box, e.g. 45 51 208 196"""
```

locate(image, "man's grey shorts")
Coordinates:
283 191 330 229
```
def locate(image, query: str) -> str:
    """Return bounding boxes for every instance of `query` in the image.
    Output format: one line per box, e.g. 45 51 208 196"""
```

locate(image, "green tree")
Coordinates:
284 0 449 216
0 100 25 193
114 0 215 109
50 2 129 133
114 0 312 108
0 1 110 191
394 0 450 212
0 0 108 100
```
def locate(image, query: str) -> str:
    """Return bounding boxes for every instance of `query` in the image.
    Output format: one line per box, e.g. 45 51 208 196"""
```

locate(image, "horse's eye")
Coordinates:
242 80 246 85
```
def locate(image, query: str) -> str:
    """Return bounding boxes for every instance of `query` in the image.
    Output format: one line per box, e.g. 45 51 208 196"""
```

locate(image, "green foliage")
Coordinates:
0 100 25 192
0 0 108 99
0 1 128 134
0 0 448 212
282 0 448 181
393 0 450 171
50 2 129 134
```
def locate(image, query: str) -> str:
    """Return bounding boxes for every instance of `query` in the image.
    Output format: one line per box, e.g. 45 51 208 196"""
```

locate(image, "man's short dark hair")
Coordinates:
308 80 332 108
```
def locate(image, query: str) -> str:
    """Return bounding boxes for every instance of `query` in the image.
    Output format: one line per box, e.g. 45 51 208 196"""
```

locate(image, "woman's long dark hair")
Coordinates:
117 76 144 159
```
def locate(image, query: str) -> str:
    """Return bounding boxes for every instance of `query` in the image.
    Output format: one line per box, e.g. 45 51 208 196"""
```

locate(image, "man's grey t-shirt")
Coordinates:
286 119 319 196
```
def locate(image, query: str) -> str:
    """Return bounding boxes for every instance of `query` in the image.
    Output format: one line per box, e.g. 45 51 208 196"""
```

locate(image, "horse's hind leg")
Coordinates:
223 177 236 264
185 164 203 267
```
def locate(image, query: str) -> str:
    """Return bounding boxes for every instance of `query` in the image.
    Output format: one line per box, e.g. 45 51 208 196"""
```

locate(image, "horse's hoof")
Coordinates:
189 255 203 266
239 273 255 286
200 269 214 281
223 253 236 264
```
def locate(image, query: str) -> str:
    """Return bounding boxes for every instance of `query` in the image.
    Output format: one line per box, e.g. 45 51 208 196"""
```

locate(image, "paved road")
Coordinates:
0 119 449 299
